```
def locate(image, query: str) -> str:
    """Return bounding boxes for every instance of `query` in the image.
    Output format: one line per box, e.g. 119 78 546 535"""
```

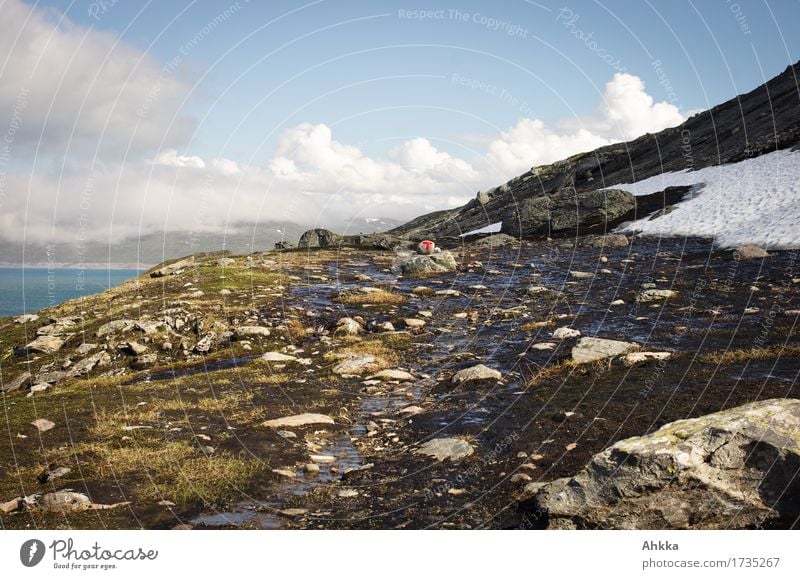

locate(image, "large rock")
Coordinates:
528 399 800 529
67 351 111 377
503 188 635 238
398 251 457 277
415 438 475 462
263 413 335 428
571 337 639 364
298 228 342 249
21 336 65 355
1 372 32 393
96 319 135 338
451 364 502 384
150 257 194 278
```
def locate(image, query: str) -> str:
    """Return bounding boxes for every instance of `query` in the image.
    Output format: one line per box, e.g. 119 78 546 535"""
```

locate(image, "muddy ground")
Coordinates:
1 234 798 529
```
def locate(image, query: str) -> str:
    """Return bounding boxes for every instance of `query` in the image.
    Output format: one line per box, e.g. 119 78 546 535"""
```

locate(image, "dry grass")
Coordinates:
699 343 800 365
519 319 555 332
335 290 407 305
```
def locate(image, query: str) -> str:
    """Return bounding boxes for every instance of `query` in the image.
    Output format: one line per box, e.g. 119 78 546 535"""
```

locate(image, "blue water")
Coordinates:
0 268 141 317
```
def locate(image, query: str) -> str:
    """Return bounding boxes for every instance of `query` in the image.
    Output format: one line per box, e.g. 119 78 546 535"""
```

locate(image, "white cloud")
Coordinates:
153 149 206 169
0 0 688 245
0 0 192 158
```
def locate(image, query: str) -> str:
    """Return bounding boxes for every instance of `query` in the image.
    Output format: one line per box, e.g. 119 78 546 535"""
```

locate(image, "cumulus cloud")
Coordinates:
153 149 206 169
484 73 687 175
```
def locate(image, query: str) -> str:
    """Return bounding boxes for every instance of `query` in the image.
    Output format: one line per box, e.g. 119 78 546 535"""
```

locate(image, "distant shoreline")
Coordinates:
0 262 154 270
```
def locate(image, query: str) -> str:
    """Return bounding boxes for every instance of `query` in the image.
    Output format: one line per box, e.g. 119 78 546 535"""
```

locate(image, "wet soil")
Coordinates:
1 235 798 529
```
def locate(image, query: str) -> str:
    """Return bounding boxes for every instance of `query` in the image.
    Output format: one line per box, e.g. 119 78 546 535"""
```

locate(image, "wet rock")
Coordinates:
150 257 194 278
96 319 135 338
332 354 378 375
415 438 475 462
398 251 457 276
569 271 594 279
233 326 271 339
530 399 800 529
131 354 158 370
310 454 336 464
451 364 502 384
411 286 435 296
610 299 625 306
398 405 424 416
272 469 297 478
623 352 672 366
21 335 65 355
552 326 581 340
334 318 362 336
511 473 533 484
1 371 32 393
31 419 56 432
368 369 415 381
584 234 629 248
637 289 678 302
734 245 770 260
261 352 299 362
571 337 639 364
263 413 335 428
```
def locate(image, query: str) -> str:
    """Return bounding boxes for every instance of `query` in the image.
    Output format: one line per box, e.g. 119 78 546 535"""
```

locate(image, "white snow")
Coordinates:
609 149 800 249
460 222 503 237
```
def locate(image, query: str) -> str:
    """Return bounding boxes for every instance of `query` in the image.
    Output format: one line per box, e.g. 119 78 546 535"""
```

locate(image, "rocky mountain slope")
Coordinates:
388 61 800 241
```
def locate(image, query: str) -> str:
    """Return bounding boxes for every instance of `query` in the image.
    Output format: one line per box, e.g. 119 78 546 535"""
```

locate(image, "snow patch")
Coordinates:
460 222 503 237
610 149 800 249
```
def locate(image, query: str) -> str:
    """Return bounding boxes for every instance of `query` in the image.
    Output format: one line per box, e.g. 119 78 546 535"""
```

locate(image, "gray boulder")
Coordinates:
502 189 635 238
398 251 457 277
1 372 32 393
298 228 342 249
529 398 800 529
571 337 639 364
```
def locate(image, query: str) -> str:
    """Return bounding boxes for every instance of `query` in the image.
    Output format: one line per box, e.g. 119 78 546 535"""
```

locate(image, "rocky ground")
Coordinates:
1 233 798 530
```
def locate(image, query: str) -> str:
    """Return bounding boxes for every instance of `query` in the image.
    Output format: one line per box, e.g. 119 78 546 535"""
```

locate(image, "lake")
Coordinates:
0 267 141 317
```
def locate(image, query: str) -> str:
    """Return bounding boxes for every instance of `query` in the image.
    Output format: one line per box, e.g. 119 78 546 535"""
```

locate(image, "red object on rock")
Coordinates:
418 240 435 255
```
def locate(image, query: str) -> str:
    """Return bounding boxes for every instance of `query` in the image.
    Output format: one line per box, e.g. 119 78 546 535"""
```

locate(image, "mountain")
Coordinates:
389 62 800 242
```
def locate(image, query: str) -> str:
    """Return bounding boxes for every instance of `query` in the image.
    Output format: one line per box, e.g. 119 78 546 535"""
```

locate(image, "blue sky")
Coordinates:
2 0 799 241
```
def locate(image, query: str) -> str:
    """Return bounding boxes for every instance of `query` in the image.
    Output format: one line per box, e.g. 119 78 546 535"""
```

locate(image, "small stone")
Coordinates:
276 430 297 439
572 337 639 364
31 419 55 432
304 463 320 474
565 443 577 451
335 318 362 336
552 326 581 339
527 286 549 294
261 352 298 362
623 352 672 366
338 489 359 498
610 299 625 306
531 342 556 351
272 469 297 479
511 473 532 483
734 245 770 260
368 369 415 381
637 289 678 303
451 364 502 384
403 318 426 329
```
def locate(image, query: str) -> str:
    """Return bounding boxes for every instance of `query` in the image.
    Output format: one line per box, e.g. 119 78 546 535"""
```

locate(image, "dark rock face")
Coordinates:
502 188 635 238
527 399 800 530
298 228 342 249
387 62 800 241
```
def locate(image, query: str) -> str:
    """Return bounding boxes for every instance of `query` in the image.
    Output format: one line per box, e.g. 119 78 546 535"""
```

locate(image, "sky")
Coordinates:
1 0 798 244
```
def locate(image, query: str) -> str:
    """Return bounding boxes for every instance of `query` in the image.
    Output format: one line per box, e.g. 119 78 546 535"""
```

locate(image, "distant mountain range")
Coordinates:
0 217 403 268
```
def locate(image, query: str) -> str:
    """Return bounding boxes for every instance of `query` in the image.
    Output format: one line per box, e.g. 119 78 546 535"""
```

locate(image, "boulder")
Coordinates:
67 351 111 377
417 240 436 255
261 352 298 362
552 326 581 340
399 251 457 276
529 399 800 529
451 364 502 384
21 335 65 355
334 318 362 336
297 228 342 249
415 438 475 462
332 354 378 376
14 314 39 324
571 337 639 364
734 245 770 260
368 369 415 381
503 188 635 238
150 257 194 278
471 233 519 248
637 289 678 302
96 319 135 338
1 372 32 393
131 354 157 370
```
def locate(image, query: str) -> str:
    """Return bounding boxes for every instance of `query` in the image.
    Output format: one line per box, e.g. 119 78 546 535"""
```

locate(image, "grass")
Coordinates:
335 290 407 305
699 343 800 365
